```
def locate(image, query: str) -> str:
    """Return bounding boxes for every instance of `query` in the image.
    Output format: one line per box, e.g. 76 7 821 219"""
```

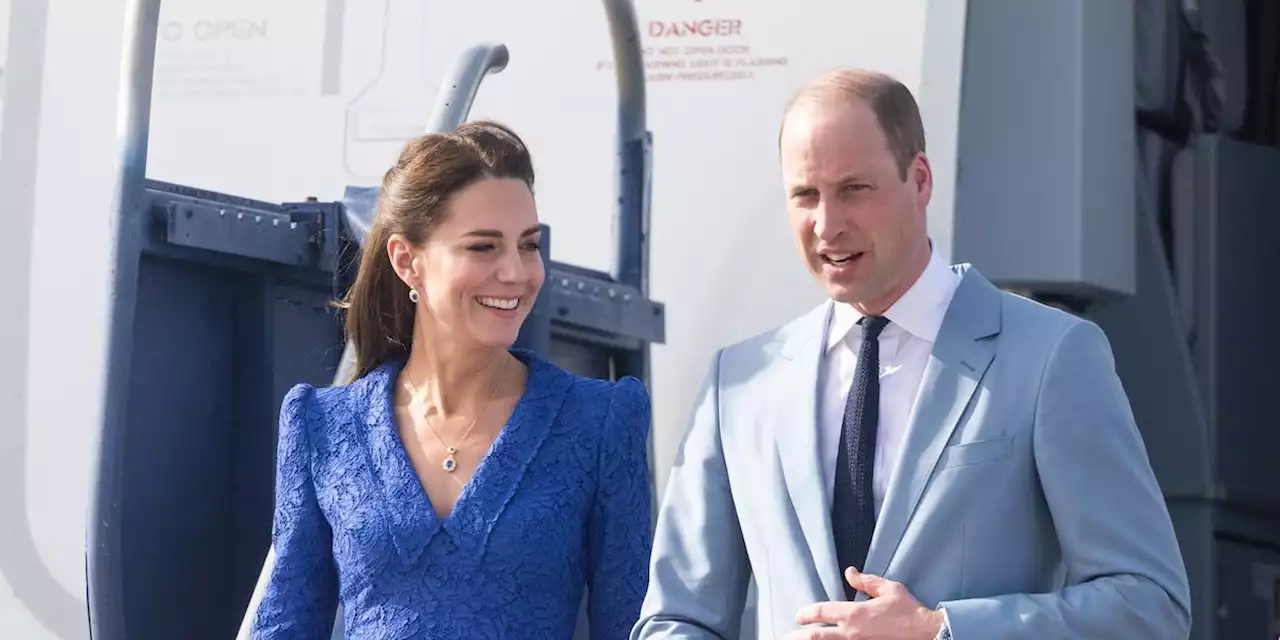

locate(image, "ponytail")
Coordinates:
338 221 415 382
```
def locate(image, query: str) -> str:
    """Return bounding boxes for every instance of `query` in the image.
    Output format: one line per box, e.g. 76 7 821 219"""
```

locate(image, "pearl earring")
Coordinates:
408 288 420 303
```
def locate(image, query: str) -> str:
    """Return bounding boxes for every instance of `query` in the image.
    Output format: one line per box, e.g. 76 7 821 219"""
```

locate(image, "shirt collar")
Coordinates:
825 246 959 353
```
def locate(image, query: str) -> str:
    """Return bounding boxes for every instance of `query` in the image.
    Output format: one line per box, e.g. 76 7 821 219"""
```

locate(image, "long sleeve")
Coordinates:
587 376 655 640
938 320 1192 639
631 351 751 640
250 383 339 639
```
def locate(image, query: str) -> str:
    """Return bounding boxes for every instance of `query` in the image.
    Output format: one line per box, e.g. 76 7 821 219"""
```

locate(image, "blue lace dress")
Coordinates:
249 349 653 639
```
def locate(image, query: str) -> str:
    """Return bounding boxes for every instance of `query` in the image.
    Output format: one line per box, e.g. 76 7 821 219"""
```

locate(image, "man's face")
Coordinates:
780 98 932 315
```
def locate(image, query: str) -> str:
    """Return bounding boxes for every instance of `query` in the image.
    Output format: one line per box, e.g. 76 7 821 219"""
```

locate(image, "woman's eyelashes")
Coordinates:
465 241 541 253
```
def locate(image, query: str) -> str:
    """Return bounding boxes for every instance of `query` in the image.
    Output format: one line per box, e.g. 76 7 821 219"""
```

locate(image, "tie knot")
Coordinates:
858 315 889 340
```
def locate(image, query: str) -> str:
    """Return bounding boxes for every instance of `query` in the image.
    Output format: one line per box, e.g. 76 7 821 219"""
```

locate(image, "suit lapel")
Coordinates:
860 268 1002 587
774 301 845 601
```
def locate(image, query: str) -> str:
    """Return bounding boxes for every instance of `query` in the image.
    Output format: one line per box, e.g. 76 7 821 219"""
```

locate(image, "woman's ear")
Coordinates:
386 234 419 289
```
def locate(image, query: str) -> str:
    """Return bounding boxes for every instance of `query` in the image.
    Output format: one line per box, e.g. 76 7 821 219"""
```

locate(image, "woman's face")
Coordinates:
389 177 544 349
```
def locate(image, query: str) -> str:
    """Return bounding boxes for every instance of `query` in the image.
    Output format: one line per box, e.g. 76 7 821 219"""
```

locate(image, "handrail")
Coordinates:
426 43 510 133
601 0 651 293
89 0 164 636
602 0 647 144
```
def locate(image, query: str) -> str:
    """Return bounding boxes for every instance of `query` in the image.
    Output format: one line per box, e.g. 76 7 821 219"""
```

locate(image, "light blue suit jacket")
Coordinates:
633 265 1191 639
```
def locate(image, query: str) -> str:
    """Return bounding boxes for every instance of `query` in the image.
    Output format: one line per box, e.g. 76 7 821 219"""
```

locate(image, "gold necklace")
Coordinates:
419 358 510 474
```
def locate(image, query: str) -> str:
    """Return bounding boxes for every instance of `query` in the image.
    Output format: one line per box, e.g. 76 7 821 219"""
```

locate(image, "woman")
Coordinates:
250 121 653 638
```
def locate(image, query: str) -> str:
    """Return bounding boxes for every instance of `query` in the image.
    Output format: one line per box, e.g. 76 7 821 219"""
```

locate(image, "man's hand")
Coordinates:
786 567 944 640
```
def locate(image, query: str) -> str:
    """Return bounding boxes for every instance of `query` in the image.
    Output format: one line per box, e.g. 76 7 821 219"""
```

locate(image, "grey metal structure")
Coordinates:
88 0 658 639
951 1 1137 300
951 2 1280 638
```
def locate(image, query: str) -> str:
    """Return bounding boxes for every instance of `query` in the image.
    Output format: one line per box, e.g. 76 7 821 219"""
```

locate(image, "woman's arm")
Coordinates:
586 376 654 640
249 383 340 639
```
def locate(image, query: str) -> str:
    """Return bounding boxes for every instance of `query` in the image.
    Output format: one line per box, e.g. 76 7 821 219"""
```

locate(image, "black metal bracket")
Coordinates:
157 201 317 267
546 264 665 347
140 180 344 280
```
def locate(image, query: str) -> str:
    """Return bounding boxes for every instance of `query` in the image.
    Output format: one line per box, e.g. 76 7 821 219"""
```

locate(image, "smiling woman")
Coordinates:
247 120 655 640
338 120 542 381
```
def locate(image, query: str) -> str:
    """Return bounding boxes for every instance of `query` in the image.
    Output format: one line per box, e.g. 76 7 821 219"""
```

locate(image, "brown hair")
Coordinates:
338 120 536 381
780 68 927 180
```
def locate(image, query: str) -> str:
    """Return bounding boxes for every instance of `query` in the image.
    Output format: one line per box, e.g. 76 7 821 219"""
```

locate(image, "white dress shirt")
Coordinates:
818 248 961 518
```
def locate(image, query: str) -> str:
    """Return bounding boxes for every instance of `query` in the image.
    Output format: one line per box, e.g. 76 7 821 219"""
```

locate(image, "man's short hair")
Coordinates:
780 68 927 180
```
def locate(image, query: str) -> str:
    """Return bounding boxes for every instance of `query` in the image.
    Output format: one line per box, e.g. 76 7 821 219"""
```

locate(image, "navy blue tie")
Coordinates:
831 315 888 600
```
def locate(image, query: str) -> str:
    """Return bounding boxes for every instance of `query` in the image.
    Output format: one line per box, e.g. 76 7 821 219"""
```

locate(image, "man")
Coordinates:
632 68 1191 640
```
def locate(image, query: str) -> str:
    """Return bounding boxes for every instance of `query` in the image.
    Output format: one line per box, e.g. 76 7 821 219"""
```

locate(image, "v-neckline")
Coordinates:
362 349 569 564
403 360 527 524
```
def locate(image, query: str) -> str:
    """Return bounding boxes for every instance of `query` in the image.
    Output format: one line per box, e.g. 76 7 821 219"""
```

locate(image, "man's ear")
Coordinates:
912 152 933 205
